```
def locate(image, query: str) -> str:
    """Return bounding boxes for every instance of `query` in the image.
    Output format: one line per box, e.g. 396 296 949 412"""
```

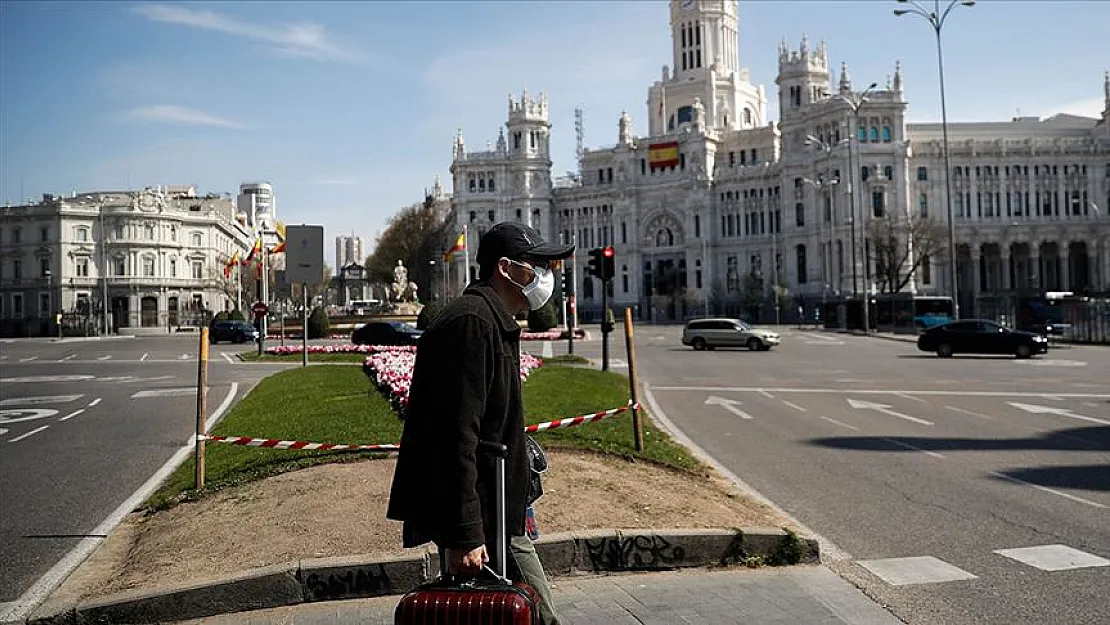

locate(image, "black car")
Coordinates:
351 321 423 346
209 320 261 344
916 319 1049 359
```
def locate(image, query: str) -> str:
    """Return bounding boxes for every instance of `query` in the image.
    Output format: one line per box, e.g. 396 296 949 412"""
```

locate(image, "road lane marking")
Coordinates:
221 353 234 364
96 355 111 361
19 356 39 362
60 355 76 362
0 409 60 424
820 416 859 430
894 392 929 404
652 386 1110 399
990 472 1107 509
0 396 82 406
781 400 807 412
9 425 49 443
641 383 850 563
58 409 85 422
1007 402 1110 426
848 399 934 426
0 375 95 383
140 353 148 361
131 388 197 398
945 405 993 420
704 396 753 420
178 354 191 360
994 545 1110 571
757 390 775 399
0 382 240 623
880 437 946 459
88 398 101 407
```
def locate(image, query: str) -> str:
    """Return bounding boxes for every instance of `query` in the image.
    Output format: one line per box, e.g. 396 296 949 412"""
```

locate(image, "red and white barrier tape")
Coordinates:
525 402 640 433
201 402 641 450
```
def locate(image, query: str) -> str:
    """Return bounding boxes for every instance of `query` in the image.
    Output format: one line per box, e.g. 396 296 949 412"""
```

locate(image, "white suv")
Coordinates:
681 318 781 351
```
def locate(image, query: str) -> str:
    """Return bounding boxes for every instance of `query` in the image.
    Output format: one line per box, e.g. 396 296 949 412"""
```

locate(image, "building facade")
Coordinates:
0 186 253 336
335 235 364 272
447 0 1110 323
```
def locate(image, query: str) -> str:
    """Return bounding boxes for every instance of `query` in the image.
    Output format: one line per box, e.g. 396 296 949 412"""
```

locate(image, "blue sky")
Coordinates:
2 1 1107 258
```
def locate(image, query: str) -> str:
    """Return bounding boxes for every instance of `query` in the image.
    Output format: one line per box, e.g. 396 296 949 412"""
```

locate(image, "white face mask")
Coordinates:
504 259 555 310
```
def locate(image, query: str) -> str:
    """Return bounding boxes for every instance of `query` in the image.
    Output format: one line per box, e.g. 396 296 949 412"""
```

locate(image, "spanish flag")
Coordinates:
269 239 286 254
444 231 466 261
243 237 262 265
223 251 240 278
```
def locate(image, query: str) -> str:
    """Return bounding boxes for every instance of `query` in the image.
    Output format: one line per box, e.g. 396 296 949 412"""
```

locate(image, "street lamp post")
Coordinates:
98 201 110 336
804 134 845 301
894 0 975 320
834 83 878 332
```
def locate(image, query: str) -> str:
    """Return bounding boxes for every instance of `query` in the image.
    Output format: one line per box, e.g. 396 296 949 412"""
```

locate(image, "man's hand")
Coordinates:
447 545 488 577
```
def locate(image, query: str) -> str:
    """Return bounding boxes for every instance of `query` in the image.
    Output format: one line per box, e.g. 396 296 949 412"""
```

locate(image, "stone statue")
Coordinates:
390 260 420 303
692 98 706 127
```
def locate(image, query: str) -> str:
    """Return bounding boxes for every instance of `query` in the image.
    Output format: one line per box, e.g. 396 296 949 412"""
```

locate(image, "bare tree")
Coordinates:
866 215 949 294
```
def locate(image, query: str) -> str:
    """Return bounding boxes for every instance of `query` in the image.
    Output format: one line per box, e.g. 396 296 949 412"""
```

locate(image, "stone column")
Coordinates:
1030 242 1041 291
1001 246 1011 291
1060 242 1071 292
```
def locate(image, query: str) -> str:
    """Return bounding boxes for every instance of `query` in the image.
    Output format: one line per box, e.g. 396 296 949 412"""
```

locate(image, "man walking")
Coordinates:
387 222 572 625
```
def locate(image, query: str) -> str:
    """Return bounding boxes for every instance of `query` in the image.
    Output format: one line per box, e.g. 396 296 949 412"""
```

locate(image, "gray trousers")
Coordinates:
508 534 560 625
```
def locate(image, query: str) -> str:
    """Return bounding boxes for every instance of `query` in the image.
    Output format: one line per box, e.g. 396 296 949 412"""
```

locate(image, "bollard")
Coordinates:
623 308 644 452
195 327 209 489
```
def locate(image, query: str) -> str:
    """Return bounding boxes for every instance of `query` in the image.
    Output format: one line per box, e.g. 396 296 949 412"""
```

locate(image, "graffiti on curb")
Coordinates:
302 565 394 601
583 534 686 571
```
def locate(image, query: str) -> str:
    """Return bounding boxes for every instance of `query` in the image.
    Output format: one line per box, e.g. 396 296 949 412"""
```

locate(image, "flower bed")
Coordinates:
265 344 373 356
361 345 542 416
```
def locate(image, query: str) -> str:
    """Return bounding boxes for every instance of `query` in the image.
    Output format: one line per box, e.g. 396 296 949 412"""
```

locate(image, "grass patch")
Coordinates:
146 366 402 511
148 362 701 511
523 367 700 471
238 351 367 363
541 354 590 365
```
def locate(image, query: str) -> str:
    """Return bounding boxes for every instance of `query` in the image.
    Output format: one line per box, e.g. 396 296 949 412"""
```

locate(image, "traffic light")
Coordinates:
600 246 615 282
587 247 604 279
562 263 574 295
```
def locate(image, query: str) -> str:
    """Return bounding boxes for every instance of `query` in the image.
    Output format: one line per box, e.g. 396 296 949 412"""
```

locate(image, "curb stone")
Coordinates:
27 528 817 625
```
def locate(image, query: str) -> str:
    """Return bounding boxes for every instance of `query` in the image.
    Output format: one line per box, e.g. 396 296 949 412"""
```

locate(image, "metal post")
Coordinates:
623 308 644 452
601 278 610 371
195 327 209 489
100 203 109 336
302 284 308 367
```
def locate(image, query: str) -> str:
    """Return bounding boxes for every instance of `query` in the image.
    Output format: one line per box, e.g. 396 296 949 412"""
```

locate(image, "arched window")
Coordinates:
743 108 752 126
869 126 879 142
796 245 808 283
858 125 867 142
881 125 892 143
861 166 870 182
919 193 929 217
884 165 893 180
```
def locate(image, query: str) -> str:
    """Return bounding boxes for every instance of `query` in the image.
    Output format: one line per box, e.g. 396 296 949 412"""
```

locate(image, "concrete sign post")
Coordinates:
285 225 324 367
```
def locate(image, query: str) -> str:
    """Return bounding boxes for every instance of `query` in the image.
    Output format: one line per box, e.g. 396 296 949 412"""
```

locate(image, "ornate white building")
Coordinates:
448 0 1110 323
0 186 253 336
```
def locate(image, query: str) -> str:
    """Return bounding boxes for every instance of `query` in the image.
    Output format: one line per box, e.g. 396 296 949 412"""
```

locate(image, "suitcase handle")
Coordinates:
437 440 512 582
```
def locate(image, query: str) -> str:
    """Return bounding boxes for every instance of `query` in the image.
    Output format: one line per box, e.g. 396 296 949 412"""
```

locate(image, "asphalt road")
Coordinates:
0 335 293 616
618 326 1109 625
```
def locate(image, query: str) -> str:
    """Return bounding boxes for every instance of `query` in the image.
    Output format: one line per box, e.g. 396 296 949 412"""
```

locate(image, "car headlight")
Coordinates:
1033 335 1046 342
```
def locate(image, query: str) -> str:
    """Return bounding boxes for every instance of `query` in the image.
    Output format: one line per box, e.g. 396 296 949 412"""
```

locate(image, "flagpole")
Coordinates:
236 260 242 312
462 224 470 291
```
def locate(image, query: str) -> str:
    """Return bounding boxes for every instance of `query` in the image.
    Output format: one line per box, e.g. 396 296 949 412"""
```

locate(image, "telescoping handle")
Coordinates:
477 440 509 580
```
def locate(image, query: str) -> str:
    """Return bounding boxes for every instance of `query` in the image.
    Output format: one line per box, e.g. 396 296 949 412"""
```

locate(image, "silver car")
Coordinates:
681 318 781 351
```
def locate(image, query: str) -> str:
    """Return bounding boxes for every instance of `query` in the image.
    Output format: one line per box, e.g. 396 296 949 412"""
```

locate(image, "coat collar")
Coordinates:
464 282 522 336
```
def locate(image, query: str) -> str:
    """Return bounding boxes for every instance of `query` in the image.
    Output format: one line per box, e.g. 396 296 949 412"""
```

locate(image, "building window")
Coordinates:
870 126 879 142
191 232 203 246
861 166 870 182
622 274 629 293
145 224 155 240
922 255 932 284
881 125 892 143
796 245 807 283
872 190 885 218
917 167 928 181
76 257 89 277
169 258 177 277
40 293 51 317
694 214 700 238
919 193 928 217
76 227 89 242
114 224 124 238
13 260 22 280
40 257 50 277
468 175 476 192
858 126 867 142
143 256 155 277
837 240 844 274
40 227 49 242
170 225 177 241
795 202 805 227
487 210 495 221
191 261 203 280
114 258 126 276
883 165 893 180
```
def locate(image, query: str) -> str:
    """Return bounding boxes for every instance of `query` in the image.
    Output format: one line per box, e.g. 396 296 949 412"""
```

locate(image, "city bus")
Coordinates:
910 296 955 329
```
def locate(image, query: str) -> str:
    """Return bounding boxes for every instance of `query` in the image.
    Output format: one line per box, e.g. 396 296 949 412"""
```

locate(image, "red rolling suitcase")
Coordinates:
395 441 539 624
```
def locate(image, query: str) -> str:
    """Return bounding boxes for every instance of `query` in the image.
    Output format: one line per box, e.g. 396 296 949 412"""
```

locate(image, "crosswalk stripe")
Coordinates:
857 556 977 586
994 545 1110 572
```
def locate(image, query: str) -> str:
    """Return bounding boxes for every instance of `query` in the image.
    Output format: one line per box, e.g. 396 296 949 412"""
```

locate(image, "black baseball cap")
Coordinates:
476 222 574 268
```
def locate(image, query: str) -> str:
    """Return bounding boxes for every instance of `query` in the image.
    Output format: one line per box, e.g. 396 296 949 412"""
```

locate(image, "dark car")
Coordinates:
209 320 260 344
916 319 1048 359
351 321 423 346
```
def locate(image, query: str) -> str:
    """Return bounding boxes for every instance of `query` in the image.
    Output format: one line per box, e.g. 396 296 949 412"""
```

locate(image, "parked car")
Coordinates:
916 319 1048 359
209 320 260 344
681 318 781 351
351 320 423 346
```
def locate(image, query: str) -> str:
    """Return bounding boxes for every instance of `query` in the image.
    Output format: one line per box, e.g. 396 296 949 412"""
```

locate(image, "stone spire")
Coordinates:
496 127 507 153
839 62 852 94
618 110 633 146
1103 70 1109 120
453 127 466 160
893 60 903 92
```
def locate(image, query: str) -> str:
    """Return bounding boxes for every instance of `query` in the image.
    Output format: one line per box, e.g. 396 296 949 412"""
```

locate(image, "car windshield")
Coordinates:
734 320 752 331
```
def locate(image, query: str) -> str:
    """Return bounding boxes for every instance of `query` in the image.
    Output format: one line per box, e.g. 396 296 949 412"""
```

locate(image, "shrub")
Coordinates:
211 311 229 323
416 300 446 330
528 300 559 332
228 309 246 321
307 306 330 339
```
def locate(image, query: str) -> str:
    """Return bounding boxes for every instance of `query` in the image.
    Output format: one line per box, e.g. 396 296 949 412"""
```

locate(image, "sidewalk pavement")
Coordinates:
180 566 903 625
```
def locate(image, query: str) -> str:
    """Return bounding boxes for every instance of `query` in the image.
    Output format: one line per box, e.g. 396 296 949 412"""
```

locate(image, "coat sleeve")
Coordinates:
420 314 493 550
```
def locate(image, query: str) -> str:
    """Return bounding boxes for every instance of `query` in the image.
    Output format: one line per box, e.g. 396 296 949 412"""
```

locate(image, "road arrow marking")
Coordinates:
847 398 934 426
705 396 753 420
1007 402 1110 426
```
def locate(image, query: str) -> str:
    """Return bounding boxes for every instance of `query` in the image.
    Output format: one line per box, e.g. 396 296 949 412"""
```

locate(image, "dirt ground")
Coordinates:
55 449 795 603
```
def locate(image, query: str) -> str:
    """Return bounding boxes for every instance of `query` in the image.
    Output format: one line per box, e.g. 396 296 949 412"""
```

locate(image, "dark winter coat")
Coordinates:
386 281 528 551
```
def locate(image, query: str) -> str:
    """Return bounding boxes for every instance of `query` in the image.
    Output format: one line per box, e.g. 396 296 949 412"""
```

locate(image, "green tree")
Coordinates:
368 194 453 297
306 306 330 339
527 300 559 332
